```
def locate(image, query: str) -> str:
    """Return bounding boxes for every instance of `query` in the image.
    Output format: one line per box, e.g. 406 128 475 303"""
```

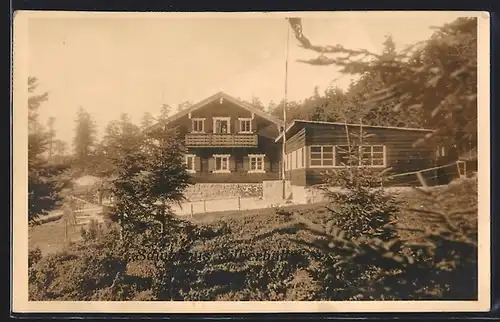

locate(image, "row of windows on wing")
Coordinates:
191 117 253 134
184 154 266 173
285 145 386 169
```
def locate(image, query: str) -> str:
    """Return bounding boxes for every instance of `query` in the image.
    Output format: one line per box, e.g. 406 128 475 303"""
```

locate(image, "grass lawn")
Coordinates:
30 178 477 258
29 202 329 256
29 177 478 301
29 219 83 255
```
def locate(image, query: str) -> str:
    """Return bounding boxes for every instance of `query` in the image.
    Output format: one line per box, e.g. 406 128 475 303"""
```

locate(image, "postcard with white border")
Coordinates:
12 10 490 313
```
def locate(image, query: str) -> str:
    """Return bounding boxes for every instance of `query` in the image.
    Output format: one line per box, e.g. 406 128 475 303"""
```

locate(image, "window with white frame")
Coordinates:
335 145 357 166
185 154 196 173
213 117 231 134
296 148 301 168
335 145 385 167
191 118 205 133
213 154 230 172
301 147 305 168
239 118 252 133
360 145 385 166
309 146 335 167
249 154 265 172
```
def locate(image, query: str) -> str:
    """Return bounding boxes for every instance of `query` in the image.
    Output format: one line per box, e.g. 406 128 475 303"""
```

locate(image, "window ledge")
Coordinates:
308 165 386 169
187 170 196 173
213 170 231 174
248 170 265 174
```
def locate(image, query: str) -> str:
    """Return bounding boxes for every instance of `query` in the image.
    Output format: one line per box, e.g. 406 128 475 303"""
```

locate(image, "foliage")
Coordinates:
242 95 266 110
99 117 195 298
28 77 70 224
73 107 98 170
177 100 193 112
320 168 399 241
140 112 156 130
29 227 130 301
318 126 399 241
93 113 143 177
158 104 172 122
29 182 477 301
28 161 70 224
107 124 191 234
29 247 43 268
293 176 478 300
28 76 48 126
288 17 477 151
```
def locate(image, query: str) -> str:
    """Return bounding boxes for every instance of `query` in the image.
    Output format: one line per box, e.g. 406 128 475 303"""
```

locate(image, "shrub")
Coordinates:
290 127 401 299
318 126 399 242
28 247 43 268
320 166 399 241
80 218 106 241
29 227 129 301
294 176 478 300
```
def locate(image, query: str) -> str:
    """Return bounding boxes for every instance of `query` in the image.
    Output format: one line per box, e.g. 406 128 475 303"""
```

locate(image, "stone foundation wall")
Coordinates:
183 183 263 201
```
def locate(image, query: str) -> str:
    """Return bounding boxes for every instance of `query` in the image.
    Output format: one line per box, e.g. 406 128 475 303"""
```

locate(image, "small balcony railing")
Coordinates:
185 133 258 148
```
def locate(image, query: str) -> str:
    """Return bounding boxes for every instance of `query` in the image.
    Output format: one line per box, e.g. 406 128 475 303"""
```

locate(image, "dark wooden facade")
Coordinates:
276 121 439 186
157 92 284 183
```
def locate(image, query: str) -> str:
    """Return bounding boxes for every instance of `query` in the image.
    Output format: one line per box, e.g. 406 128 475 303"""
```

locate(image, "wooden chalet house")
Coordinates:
275 120 439 186
149 92 451 188
154 92 285 183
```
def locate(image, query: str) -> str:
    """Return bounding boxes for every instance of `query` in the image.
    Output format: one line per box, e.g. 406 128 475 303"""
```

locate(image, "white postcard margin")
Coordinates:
12 10 491 313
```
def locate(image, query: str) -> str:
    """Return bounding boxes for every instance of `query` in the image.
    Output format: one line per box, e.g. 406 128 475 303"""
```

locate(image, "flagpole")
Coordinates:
282 18 290 200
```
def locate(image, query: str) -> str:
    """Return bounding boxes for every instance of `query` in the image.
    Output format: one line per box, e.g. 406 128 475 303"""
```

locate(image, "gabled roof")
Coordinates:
149 91 284 131
275 119 435 143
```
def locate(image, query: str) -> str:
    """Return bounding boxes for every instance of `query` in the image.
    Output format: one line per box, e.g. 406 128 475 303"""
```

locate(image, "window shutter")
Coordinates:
251 119 257 132
208 157 215 172
243 156 250 171
230 156 236 172
195 156 201 171
235 119 240 133
264 156 271 172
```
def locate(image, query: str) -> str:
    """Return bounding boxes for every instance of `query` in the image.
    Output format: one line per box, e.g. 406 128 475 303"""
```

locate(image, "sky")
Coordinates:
27 11 467 145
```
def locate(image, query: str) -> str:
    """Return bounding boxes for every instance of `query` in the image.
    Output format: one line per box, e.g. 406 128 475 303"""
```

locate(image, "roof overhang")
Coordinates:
145 91 284 134
274 119 435 143
274 120 305 143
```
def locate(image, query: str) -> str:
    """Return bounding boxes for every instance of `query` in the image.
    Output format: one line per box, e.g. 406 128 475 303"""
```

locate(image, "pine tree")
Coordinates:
47 117 56 161
98 114 143 176
73 107 97 171
28 77 69 224
159 104 171 122
250 96 265 110
141 112 156 129
288 17 477 150
108 123 192 235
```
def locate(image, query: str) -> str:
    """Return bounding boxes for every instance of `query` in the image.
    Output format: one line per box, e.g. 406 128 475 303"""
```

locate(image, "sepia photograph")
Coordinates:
12 10 490 313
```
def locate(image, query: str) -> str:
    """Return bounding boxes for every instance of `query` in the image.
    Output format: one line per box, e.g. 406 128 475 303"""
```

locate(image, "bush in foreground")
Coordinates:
29 177 477 301
293 176 478 300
